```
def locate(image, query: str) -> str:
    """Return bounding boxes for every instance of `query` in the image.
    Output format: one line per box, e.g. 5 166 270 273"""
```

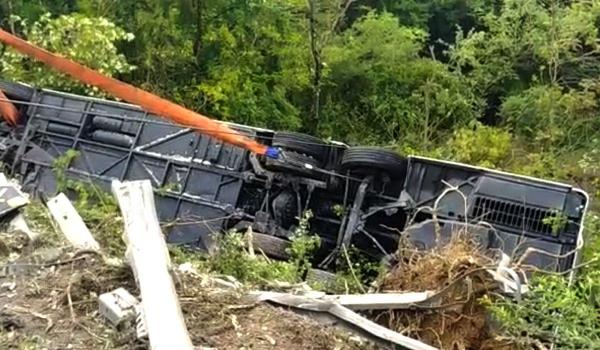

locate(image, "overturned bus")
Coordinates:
0 80 589 274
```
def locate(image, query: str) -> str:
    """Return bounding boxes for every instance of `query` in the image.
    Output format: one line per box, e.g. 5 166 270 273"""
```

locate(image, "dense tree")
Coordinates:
320 12 481 146
1 0 600 157
0 13 134 95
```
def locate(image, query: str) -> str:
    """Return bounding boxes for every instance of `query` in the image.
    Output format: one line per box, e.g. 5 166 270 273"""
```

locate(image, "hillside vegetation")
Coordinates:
2 1 600 348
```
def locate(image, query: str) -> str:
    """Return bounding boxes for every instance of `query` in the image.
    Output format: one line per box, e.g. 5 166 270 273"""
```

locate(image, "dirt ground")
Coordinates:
0 229 374 350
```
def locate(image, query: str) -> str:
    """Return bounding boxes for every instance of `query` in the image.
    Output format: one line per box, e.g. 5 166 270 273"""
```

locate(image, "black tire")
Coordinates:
272 131 327 161
341 147 407 178
0 80 34 101
251 232 290 260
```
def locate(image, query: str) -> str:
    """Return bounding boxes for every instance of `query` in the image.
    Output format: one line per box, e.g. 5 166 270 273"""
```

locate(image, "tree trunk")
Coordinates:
307 0 322 135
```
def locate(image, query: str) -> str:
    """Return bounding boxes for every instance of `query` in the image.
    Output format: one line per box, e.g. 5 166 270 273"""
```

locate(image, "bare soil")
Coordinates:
0 232 373 350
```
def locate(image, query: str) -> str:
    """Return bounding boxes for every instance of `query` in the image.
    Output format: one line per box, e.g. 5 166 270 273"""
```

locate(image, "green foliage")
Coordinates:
210 231 300 285
542 211 569 235
333 246 384 294
286 211 321 278
197 0 309 130
501 85 599 150
485 272 600 349
113 3 198 106
449 0 600 94
583 212 600 261
446 122 512 168
321 12 481 147
52 149 79 192
210 211 321 286
69 181 124 256
511 151 561 179
0 13 134 96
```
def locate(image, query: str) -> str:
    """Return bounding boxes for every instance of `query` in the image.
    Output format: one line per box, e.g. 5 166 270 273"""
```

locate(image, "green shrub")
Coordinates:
485 272 600 349
210 231 300 285
446 122 512 168
1 13 134 96
210 211 321 286
501 85 599 150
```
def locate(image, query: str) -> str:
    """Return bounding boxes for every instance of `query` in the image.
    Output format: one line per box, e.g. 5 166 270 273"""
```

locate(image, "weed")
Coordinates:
332 204 346 217
485 272 600 349
210 231 299 285
286 210 321 278
583 213 600 261
52 149 79 193
208 211 322 287
542 211 568 235
333 246 384 294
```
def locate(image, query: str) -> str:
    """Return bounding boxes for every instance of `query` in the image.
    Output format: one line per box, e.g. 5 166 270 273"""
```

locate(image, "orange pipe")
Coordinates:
0 90 19 126
0 29 268 155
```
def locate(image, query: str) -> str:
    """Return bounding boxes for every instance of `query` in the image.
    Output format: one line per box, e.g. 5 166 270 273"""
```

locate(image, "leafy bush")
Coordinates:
209 231 300 284
485 272 600 349
501 85 599 150
286 211 321 278
210 211 321 286
446 122 512 168
321 12 481 147
1 13 134 95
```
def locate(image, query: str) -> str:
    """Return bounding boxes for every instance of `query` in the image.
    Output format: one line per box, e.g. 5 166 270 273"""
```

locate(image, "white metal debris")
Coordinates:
98 287 139 326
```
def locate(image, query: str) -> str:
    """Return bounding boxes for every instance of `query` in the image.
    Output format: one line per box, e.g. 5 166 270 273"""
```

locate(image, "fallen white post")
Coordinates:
9 214 39 241
112 180 193 350
46 193 100 251
249 291 437 350
323 291 436 310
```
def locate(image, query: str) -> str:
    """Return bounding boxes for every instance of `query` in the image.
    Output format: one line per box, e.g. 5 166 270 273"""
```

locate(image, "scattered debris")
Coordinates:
98 287 139 327
249 291 437 350
46 193 100 251
0 173 29 219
